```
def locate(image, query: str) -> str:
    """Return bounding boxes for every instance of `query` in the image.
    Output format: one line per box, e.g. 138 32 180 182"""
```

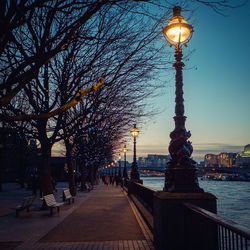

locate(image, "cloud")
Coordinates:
192 143 245 152
128 144 168 156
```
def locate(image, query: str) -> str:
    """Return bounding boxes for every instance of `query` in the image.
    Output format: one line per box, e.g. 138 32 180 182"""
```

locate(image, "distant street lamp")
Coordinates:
163 6 203 192
114 161 117 176
130 124 140 181
108 164 111 175
123 145 128 179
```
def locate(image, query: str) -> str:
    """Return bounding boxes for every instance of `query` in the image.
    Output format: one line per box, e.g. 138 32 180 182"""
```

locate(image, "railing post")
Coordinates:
153 192 217 250
127 179 143 196
127 180 134 196
184 203 219 250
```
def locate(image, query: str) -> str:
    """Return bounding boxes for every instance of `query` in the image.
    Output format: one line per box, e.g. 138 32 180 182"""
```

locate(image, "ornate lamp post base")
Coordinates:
164 164 203 192
130 162 140 181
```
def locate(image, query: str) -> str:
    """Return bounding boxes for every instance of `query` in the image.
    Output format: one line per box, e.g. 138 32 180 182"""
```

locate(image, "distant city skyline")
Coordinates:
122 143 246 163
52 142 247 163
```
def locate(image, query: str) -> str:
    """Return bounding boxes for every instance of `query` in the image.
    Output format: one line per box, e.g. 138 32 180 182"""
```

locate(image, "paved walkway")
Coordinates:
0 183 154 249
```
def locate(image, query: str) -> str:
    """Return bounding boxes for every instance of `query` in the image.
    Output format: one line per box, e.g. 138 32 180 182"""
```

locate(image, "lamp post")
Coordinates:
114 161 117 176
122 145 128 179
111 162 114 176
118 154 122 178
130 124 140 181
162 6 203 192
108 164 111 175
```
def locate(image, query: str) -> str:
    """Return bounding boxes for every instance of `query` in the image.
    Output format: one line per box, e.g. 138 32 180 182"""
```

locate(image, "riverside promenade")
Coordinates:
0 183 154 250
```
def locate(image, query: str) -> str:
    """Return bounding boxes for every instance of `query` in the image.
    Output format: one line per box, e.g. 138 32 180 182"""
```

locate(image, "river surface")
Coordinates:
141 176 250 229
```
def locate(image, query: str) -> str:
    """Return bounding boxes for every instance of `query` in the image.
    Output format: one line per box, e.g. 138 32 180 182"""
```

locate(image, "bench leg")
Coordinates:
50 207 53 215
57 206 60 213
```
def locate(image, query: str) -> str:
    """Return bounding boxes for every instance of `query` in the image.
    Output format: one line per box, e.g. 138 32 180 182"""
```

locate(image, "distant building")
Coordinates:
138 157 147 168
236 144 250 168
204 152 237 168
204 154 218 168
218 152 237 168
0 128 28 182
138 154 170 169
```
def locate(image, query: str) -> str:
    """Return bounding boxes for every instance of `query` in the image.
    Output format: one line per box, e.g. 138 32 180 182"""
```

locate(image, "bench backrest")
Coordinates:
44 194 57 206
63 189 72 199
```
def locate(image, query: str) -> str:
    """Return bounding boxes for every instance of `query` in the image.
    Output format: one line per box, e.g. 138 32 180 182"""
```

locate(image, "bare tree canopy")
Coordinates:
0 0 243 108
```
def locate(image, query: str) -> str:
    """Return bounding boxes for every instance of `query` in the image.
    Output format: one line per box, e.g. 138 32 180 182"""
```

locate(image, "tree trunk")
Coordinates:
40 141 53 195
18 145 26 188
65 145 76 196
89 167 96 186
93 166 99 185
80 161 88 191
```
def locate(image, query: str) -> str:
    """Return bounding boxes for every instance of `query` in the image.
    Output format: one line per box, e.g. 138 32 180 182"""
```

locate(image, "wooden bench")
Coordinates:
63 189 74 204
16 196 35 217
43 194 64 215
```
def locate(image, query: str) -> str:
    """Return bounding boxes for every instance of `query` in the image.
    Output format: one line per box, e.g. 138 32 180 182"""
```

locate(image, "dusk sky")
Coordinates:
125 2 250 162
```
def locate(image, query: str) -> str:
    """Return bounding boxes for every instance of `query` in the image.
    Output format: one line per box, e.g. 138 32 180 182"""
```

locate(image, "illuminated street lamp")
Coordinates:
163 6 203 192
130 124 140 181
123 145 128 179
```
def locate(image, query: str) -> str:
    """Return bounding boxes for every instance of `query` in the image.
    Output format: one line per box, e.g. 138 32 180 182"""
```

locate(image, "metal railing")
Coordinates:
125 181 250 250
184 203 250 250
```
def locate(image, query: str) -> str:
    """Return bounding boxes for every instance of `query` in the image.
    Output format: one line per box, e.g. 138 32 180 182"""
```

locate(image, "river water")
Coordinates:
141 177 250 229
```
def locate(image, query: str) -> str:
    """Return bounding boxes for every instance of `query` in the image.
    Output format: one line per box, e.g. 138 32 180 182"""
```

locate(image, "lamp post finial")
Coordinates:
173 6 181 16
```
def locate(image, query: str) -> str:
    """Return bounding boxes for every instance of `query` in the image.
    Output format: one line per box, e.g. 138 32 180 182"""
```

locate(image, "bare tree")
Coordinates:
1 1 165 194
